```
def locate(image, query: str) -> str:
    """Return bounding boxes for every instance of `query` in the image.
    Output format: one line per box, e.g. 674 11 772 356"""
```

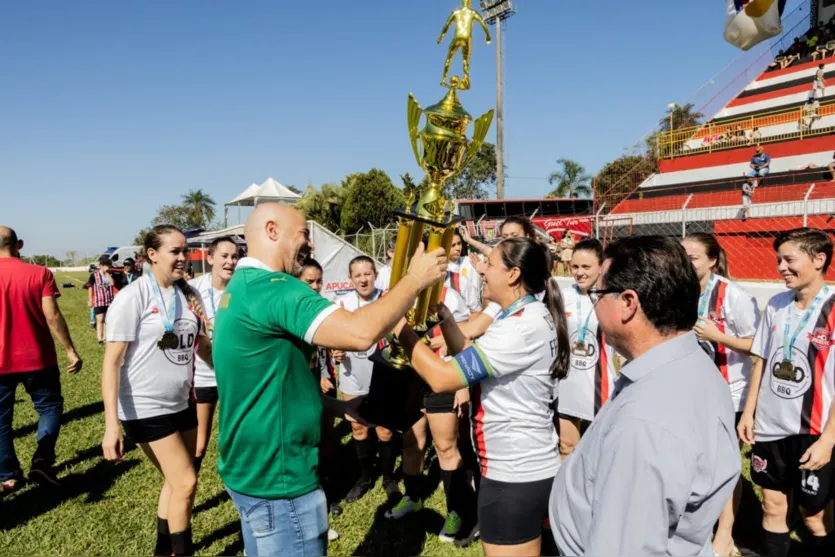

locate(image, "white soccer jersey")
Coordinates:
483 289 546 321
697 275 760 411
448 258 482 313
336 289 382 396
452 299 560 483
751 289 835 442
188 274 222 388
557 285 617 421
106 275 202 420
375 265 392 291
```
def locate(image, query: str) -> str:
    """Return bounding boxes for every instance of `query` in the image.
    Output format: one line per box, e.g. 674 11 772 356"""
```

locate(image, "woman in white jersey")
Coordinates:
739 228 835 557
447 229 482 314
333 256 399 504
187 236 238 473
556 238 617 460
682 232 760 557
394 237 570 556
387 281 476 545
101 225 212 557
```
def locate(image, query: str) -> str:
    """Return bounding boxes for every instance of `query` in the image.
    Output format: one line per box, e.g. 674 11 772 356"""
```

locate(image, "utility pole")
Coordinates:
481 0 515 199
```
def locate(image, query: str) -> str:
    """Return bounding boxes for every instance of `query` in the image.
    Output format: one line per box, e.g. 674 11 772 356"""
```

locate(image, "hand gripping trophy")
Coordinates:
362 1 495 433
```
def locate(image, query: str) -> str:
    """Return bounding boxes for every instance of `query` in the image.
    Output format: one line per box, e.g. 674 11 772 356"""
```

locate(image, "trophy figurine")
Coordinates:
380 2 494 369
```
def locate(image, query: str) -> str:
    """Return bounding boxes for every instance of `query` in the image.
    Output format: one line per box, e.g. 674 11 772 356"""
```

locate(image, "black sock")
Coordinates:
807 533 831 554
441 469 454 513
169 529 193 556
193 455 204 474
448 467 474 517
153 517 171 556
404 473 422 501
354 438 374 484
378 439 399 481
762 530 791 557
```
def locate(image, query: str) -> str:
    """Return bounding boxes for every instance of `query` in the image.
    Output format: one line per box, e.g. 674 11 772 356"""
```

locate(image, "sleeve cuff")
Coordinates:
304 304 339 344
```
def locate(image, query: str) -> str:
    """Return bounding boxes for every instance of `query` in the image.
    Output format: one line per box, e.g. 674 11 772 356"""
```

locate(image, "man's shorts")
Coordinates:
750 434 835 512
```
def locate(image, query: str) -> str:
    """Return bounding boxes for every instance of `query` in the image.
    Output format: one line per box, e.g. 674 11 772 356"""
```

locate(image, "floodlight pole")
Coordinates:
483 0 514 200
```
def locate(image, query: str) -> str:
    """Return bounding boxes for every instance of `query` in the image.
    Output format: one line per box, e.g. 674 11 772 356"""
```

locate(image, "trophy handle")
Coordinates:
407 94 424 167
457 109 494 177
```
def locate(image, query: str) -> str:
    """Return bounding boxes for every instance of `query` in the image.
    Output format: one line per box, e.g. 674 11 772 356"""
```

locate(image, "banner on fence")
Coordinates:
309 221 383 299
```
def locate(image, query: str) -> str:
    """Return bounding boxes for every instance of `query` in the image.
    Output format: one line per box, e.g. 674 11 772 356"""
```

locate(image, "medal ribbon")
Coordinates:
782 285 830 363
148 274 178 334
697 274 717 319
575 285 594 343
497 294 536 321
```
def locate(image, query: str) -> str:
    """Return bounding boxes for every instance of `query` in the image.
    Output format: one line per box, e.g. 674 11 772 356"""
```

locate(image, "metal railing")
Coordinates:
657 99 835 158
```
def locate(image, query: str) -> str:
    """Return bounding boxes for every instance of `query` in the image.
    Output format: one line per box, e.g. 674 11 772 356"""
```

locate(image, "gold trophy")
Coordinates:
382 0 494 368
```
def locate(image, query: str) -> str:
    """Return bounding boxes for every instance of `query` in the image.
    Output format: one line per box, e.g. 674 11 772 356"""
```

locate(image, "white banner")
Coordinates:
308 221 383 299
724 0 785 51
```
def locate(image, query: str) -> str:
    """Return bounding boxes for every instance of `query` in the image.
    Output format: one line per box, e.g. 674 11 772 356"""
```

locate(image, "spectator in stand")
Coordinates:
741 180 755 222
814 64 826 98
747 145 771 189
0 226 83 492
86 256 117 344
748 126 762 145
801 96 821 131
558 231 575 277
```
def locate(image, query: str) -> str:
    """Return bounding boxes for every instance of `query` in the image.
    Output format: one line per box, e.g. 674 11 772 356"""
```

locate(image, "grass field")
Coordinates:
0 271 813 556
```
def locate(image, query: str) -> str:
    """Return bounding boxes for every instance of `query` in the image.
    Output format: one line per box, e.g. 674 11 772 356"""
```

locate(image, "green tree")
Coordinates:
658 103 704 133
400 172 422 200
133 228 151 246
181 189 216 228
21 255 62 267
287 185 302 195
443 142 498 200
340 169 405 234
151 205 194 229
297 183 345 232
547 159 593 198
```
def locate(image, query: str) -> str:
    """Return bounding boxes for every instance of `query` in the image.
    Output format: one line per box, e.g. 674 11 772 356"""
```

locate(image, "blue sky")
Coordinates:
0 0 804 257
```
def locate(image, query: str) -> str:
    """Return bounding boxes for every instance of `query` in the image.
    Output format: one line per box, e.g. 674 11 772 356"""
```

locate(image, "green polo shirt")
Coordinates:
213 259 337 499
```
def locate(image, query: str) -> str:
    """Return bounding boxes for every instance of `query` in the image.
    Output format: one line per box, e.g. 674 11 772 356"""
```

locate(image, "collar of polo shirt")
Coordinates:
236 257 276 272
618 331 699 383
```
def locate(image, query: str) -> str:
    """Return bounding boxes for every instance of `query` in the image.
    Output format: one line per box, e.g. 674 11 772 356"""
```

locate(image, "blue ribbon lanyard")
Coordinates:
697 274 717 319
782 286 830 362
149 275 178 334
497 294 536 320
207 286 217 318
575 286 594 343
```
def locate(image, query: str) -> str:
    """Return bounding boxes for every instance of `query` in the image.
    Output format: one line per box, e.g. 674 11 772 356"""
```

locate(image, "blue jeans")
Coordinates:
226 486 328 557
0 367 64 480
747 168 770 178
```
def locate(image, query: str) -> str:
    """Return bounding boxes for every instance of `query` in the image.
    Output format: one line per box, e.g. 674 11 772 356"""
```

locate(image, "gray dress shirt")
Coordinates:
549 331 741 556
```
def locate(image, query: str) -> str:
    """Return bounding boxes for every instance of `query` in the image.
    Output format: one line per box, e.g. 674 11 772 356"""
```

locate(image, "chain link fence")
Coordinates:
342 226 398 264
595 168 835 283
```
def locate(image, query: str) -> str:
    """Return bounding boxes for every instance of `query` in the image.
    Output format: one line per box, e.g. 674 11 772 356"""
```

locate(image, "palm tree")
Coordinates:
296 183 345 232
181 189 216 228
547 159 593 198
658 103 704 133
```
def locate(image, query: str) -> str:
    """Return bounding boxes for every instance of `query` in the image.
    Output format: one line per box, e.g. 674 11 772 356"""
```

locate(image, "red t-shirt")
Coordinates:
0 258 60 374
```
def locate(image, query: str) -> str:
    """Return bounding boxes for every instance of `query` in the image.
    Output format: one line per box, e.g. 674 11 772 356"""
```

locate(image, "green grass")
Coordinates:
0 272 483 556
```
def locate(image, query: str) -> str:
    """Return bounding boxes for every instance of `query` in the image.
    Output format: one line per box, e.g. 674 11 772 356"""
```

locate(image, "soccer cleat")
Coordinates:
382 477 400 499
454 522 480 548
327 528 339 542
345 479 373 503
438 511 462 543
384 496 423 519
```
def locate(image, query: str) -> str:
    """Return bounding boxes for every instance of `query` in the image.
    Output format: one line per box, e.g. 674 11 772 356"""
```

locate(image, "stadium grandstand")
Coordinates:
596 0 835 282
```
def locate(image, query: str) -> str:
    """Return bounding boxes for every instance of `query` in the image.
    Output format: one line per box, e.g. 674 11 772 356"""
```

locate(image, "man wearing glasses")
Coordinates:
549 236 740 555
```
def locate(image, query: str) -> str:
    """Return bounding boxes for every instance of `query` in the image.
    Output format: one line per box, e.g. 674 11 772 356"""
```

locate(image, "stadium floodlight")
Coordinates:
480 0 514 25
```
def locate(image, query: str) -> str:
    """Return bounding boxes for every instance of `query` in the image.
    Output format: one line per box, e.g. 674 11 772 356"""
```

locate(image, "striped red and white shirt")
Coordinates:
557 285 617 421
452 300 559 483
751 289 835 442
88 270 114 308
698 275 760 411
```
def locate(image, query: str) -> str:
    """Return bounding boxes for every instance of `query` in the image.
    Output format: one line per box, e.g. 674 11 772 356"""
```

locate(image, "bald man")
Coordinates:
213 204 447 557
0 227 82 493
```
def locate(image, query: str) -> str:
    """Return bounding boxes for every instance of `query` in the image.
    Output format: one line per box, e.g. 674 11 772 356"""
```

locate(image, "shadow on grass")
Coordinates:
215 536 244 557
0 457 139 530
56 439 137 474
194 490 230 515
195 521 243 553
351 499 444 557
14 401 104 438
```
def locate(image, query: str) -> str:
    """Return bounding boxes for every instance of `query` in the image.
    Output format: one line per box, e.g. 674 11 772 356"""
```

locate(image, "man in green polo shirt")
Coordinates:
213 203 446 557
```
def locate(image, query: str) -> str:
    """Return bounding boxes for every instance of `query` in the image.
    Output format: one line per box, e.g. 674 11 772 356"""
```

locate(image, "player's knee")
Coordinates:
800 505 831 535
761 493 789 520
434 439 459 465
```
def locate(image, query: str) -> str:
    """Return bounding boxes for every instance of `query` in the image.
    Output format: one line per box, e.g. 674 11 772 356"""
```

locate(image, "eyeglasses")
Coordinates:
587 288 624 304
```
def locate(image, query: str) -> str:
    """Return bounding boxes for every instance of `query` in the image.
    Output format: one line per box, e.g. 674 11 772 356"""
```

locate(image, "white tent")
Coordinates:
224 177 302 227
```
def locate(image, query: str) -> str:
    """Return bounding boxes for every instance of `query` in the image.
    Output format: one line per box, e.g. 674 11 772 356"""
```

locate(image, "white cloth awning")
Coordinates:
225 177 301 207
